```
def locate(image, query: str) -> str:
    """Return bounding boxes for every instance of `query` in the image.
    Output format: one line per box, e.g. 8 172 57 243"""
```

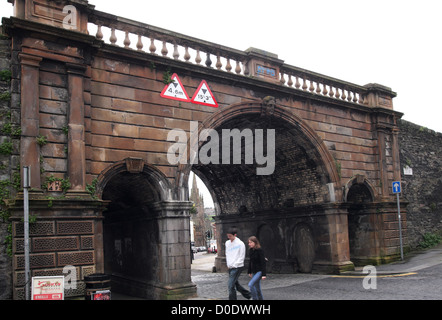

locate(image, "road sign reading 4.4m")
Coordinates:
191 80 218 108
160 73 191 102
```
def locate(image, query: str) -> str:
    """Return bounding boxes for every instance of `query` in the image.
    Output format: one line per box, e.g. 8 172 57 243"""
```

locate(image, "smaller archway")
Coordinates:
345 175 377 265
97 158 171 298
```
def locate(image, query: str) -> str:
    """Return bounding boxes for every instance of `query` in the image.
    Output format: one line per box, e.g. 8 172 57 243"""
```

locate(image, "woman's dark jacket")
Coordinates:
248 248 266 276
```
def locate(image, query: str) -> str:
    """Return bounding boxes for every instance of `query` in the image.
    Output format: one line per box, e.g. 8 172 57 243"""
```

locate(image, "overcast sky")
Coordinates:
1 0 441 207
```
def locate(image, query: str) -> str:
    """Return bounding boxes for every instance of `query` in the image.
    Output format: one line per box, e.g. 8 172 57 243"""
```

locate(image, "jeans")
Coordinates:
228 267 251 300
248 271 264 300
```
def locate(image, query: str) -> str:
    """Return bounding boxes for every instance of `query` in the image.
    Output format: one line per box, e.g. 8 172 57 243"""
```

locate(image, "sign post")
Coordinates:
23 166 30 300
392 181 404 260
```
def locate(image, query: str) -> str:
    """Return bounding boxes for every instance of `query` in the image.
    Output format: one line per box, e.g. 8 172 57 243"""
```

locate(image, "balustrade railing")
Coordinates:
87 9 368 106
88 10 249 76
279 65 368 105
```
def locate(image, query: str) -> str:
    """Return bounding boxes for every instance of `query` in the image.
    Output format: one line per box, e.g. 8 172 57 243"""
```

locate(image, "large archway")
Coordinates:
178 100 353 273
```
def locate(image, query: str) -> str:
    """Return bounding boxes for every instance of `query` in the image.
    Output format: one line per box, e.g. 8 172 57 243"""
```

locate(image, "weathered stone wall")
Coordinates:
398 120 442 248
0 31 12 300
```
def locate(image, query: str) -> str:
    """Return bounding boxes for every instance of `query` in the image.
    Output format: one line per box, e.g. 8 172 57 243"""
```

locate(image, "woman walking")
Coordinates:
247 236 266 300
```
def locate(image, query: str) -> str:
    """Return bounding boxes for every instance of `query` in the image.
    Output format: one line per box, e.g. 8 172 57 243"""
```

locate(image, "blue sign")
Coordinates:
392 181 401 194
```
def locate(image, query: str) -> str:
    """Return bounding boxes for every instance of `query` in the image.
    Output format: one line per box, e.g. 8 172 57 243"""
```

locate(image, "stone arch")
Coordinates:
176 98 342 210
95 158 176 298
96 157 173 202
175 99 353 273
344 174 377 203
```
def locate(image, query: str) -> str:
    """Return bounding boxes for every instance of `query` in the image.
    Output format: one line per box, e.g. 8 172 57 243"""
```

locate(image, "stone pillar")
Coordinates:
376 126 390 199
391 126 401 182
364 84 398 199
245 47 284 84
154 201 197 299
18 53 42 190
11 0 93 34
314 205 354 274
66 63 87 196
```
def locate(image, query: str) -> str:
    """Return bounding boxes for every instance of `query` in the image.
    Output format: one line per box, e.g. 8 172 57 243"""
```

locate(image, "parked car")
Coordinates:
208 246 217 253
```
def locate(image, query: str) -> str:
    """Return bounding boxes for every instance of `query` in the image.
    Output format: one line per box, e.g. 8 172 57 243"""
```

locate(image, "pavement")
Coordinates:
189 244 442 300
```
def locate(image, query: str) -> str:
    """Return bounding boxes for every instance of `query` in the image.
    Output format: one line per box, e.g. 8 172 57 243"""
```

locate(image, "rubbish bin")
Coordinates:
84 273 111 300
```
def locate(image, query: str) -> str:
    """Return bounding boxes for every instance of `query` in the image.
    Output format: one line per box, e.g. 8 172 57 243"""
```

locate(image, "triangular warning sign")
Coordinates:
160 73 191 102
191 80 218 108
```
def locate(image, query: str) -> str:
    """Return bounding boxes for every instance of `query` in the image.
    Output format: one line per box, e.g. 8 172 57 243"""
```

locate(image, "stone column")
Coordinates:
364 83 398 200
65 63 87 196
18 53 42 190
376 126 390 199
314 204 355 274
153 201 197 299
391 126 401 182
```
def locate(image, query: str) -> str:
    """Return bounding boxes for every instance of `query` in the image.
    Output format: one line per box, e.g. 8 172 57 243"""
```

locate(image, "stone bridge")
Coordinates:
1 0 405 299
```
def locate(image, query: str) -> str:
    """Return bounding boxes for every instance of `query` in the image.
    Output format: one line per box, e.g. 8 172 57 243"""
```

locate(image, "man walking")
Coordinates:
225 228 251 300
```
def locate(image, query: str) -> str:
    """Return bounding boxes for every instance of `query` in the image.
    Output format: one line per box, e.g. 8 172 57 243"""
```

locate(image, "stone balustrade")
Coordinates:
87 9 369 107
88 10 249 75
279 65 368 105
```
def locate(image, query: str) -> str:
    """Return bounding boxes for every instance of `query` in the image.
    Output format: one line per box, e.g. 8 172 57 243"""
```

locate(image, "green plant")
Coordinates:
44 175 71 193
0 92 11 101
86 178 98 199
0 140 13 155
0 70 12 83
163 69 174 85
36 135 48 146
419 233 442 249
5 223 12 256
334 159 341 178
2 123 21 137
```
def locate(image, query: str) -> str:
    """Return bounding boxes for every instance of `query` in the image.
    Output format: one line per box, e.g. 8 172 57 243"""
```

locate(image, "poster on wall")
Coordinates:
31 276 65 300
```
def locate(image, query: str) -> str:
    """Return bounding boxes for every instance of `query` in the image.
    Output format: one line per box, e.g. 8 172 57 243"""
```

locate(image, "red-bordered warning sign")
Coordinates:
191 80 218 108
160 73 191 102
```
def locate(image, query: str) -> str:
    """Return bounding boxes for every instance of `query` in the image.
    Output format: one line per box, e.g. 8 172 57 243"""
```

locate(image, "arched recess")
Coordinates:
292 223 316 273
345 175 378 265
257 224 276 272
344 174 377 203
175 98 342 214
95 158 174 298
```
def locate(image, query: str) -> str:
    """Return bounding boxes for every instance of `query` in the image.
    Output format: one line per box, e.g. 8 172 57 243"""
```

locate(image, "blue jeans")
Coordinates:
228 267 251 300
248 271 264 300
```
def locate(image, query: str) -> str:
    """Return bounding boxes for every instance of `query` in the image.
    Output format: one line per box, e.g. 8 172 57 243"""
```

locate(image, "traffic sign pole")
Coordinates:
393 181 404 260
23 166 30 300
396 192 404 260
